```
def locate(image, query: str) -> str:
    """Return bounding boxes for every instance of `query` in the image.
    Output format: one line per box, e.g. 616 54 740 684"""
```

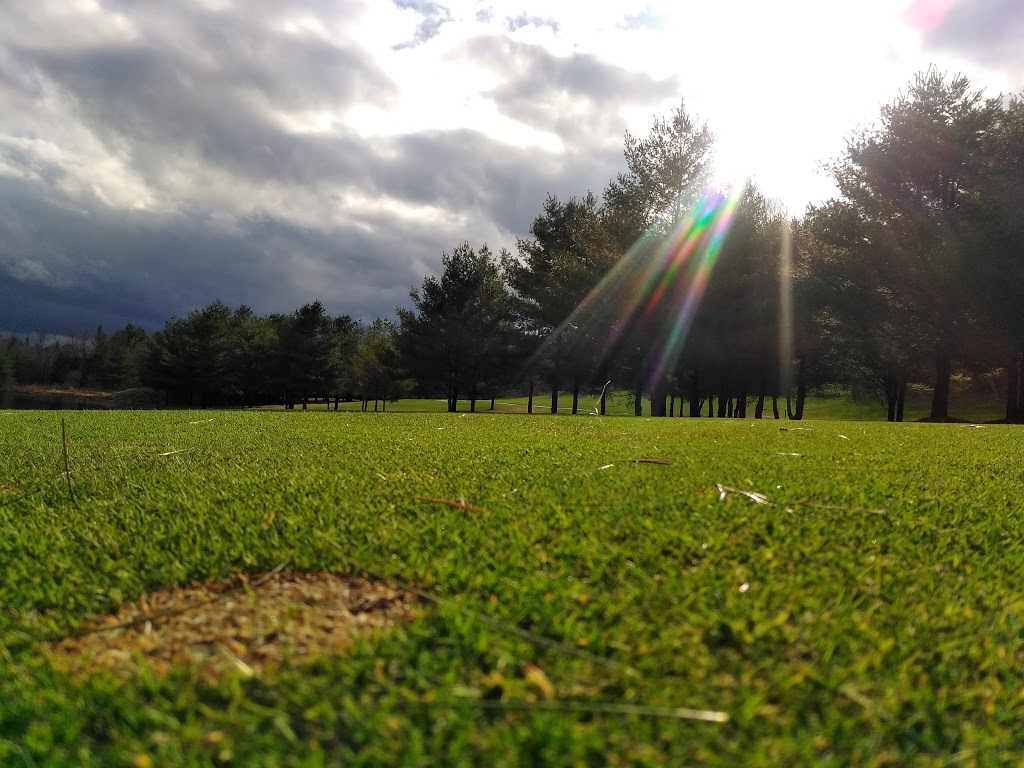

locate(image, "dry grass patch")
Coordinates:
51 571 419 679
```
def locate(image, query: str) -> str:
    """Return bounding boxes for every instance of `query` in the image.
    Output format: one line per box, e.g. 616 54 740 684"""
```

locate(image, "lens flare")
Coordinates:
531 183 746 393
905 0 954 33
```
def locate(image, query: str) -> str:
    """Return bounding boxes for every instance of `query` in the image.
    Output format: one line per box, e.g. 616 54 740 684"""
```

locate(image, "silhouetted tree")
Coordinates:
398 243 512 412
353 318 407 411
831 68 1001 420
601 100 716 414
505 193 617 413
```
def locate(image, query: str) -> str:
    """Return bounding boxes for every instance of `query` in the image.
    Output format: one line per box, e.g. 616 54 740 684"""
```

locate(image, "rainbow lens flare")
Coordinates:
534 183 746 393
905 0 954 33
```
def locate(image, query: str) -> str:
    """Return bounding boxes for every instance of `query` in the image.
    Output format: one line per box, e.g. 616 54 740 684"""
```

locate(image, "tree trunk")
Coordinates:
1007 350 1023 423
490 397 495 411
689 371 701 417
772 396 780 419
448 383 458 413
649 381 667 417
736 395 746 419
527 379 534 414
571 381 580 415
717 388 728 418
470 385 477 413
374 399 378 412
793 359 806 420
551 387 558 415
930 347 952 421
633 381 643 416
600 388 607 415
726 397 733 418
885 363 899 423
302 394 308 410
669 395 674 417
334 396 339 411
707 395 714 417
896 381 906 423
755 392 765 419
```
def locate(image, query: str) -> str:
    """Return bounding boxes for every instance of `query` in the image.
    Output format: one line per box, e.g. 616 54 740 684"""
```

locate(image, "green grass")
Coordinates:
260 382 1003 423
270 390 1006 422
2 411 1023 765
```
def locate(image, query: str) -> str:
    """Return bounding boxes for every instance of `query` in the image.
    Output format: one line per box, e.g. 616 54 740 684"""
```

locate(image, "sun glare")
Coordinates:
529 183 746 391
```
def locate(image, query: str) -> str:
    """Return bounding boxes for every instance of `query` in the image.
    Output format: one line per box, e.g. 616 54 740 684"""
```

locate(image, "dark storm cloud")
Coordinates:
1 125 625 334
0 180 438 333
0 1 667 335
462 35 679 144
924 0 1024 85
375 129 623 231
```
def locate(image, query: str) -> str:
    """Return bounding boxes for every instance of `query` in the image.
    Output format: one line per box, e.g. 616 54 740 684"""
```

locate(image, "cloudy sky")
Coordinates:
1 0 1021 336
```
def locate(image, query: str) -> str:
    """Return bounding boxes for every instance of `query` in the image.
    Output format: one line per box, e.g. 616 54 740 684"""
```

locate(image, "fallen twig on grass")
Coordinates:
157 449 189 457
716 484 771 505
0 487 46 510
413 497 489 514
839 683 890 720
715 483 887 515
597 458 674 470
789 500 888 516
406 697 729 723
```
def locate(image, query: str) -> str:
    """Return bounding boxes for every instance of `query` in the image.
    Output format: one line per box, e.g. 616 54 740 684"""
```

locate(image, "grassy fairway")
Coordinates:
264 390 1006 422
1 411 1022 765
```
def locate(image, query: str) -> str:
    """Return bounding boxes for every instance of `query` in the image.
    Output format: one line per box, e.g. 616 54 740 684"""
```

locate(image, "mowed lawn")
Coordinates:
261 391 1006 422
1 411 1022 765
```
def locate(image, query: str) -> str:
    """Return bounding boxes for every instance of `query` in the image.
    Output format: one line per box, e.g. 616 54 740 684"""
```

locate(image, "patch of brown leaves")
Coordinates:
51 571 419 680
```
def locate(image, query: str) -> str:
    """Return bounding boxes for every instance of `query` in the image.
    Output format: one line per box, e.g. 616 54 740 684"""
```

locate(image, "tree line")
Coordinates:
2 69 1021 421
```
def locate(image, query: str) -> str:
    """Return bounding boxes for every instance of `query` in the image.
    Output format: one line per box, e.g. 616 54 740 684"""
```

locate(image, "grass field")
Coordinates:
266 390 1006 422
1 410 1023 765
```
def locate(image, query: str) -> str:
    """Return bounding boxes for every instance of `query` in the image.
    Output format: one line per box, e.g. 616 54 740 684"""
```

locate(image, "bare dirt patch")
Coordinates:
51 571 419 679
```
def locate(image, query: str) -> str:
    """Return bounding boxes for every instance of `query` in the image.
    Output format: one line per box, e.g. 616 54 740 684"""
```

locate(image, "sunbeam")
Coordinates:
778 217 793 406
527 183 747 393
